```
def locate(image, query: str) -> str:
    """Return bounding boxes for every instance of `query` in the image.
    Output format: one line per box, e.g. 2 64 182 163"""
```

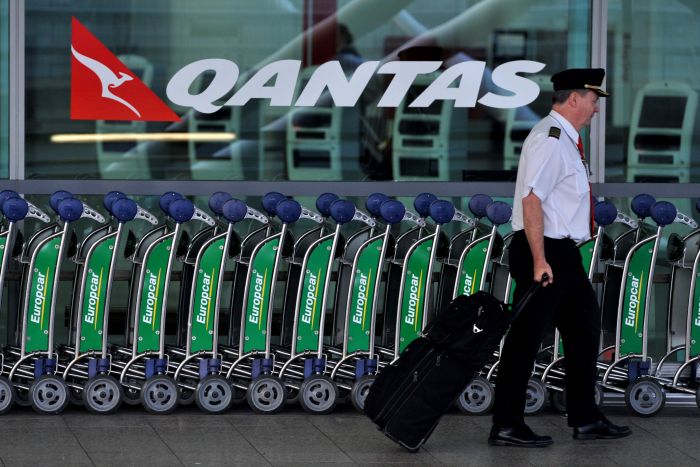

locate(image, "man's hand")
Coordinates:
534 261 553 286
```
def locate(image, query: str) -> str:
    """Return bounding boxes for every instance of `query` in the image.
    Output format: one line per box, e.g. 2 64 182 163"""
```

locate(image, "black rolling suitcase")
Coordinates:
364 281 543 452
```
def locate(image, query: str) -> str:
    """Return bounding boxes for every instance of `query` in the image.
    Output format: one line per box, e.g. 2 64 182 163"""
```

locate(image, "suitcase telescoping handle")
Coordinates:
510 273 549 321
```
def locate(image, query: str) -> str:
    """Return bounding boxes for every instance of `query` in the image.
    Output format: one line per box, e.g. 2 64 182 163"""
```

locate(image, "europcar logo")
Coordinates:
70 17 179 121
624 273 643 330
70 17 546 122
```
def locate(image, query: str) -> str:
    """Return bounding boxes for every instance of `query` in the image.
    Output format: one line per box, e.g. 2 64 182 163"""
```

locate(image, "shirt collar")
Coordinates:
549 110 580 143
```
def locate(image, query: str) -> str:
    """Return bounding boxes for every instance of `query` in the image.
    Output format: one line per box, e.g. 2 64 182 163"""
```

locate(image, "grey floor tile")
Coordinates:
93 459 180 467
181 462 271 467
329 438 439 465
146 411 235 429
271 463 360 467
69 426 183 466
0 429 93 465
3 460 93 467
0 414 68 431
309 417 443 464
224 410 321 428
1 402 700 466
236 425 354 464
62 411 153 429
156 425 270 465
592 436 696 466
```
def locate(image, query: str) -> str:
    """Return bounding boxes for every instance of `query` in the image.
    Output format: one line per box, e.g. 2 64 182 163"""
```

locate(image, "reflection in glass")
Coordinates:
25 0 586 182
605 1 700 183
0 0 8 178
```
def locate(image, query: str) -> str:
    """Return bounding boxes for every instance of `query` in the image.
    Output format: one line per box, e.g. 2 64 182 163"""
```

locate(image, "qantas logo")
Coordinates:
70 17 546 122
71 46 140 117
70 17 179 121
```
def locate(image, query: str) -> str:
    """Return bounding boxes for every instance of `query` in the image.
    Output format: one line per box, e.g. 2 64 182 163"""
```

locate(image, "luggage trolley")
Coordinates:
599 201 697 417
225 197 322 414
434 194 489 314
450 200 508 300
219 193 314 406
442 200 513 415
330 198 426 411
172 198 268 414
166 191 232 389
540 201 638 413
225 192 281 351
381 193 438 347
3 191 66 359
381 198 451 357
7 195 105 414
0 195 50 414
648 199 700 408
57 190 130 406
62 196 158 414
470 231 518 416
328 193 388 358
277 198 375 414
172 194 225 351
62 193 124 357
599 194 660 348
382 197 446 361
597 194 661 355
278 193 340 354
117 196 214 414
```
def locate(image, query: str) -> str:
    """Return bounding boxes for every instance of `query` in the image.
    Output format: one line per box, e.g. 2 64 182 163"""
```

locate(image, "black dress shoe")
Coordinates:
488 424 553 447
573 419 632 440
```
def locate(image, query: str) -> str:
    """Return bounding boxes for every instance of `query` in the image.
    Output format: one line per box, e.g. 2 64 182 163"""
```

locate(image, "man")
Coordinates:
489 68 632 447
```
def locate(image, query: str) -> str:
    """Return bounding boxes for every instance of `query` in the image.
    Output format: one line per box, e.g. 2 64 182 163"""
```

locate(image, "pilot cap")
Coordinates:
551 68 609 97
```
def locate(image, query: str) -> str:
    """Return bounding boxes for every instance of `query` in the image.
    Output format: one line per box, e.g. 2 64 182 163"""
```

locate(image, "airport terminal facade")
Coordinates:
1 0 698 202
1 0 700 416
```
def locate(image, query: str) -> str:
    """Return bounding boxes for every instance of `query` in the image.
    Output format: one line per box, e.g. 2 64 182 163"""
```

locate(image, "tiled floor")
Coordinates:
0 403 699 466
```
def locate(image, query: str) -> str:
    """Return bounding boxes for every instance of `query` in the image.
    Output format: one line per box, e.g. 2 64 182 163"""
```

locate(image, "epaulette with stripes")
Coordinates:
548 127 561 139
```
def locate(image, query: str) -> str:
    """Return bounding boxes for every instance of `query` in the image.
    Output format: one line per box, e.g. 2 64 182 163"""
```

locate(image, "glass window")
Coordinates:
605 0 700 183
25 0 589 182
0 0 8 179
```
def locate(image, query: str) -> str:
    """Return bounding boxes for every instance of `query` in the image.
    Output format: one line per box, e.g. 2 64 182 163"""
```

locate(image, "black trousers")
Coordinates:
492 230 603 428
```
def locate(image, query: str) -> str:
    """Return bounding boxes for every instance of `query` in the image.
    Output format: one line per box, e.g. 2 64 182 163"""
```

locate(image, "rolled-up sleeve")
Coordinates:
520 136 563 202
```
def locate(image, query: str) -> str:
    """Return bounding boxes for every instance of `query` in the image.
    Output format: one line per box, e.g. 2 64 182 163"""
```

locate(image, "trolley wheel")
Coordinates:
122 386 142 406
350 375 375 412
195 375 234 414
83 375 123 415
549 390 567 414
141 375 179 415
523 378 548 415
178 387 196 406
299 375 338 415
247 376 286 414
456 376 495 415
29 375 70 415
0 376 15 415
231 386 247 406
14 387 30 407
625 377 665 417
121 377 143 406
69 386 84 406
284 379 299 406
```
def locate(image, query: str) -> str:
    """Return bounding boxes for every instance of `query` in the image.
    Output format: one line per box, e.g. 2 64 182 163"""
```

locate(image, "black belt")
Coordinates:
513 230 577 246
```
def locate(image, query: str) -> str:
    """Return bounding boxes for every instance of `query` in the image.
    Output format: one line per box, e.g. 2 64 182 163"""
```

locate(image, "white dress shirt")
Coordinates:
511 110 591 242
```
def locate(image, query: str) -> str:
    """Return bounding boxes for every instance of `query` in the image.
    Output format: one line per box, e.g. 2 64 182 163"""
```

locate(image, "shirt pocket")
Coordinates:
564 158 589 198
574 161 590 197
